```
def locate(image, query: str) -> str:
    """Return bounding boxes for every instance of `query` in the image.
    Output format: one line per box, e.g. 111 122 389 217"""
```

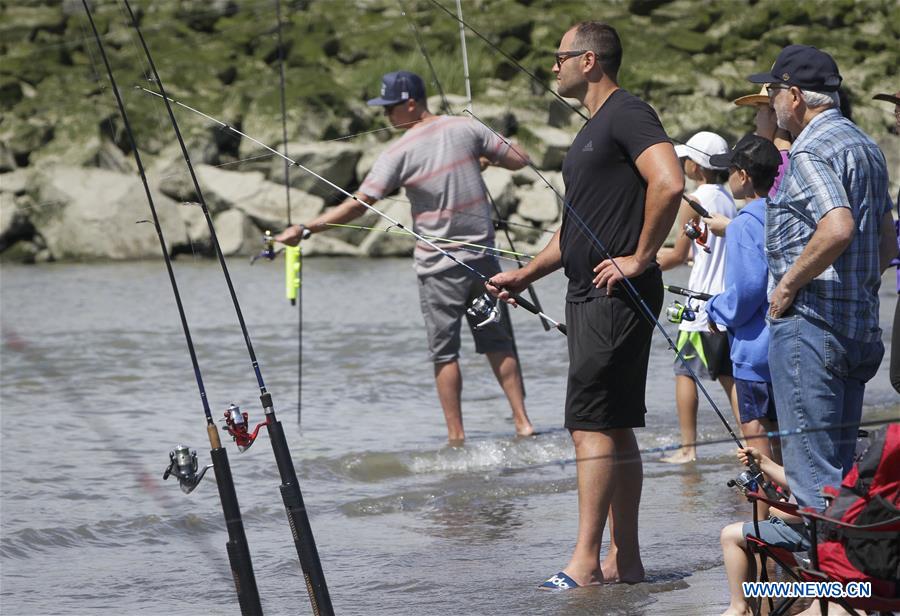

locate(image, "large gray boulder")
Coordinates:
269 141 363 202
357 193 415 257
212 209 257 256
158 164 267 214
518 124 573 170
514 172 563 223
29 166 187 260
481 166 518 218
234 181 324 231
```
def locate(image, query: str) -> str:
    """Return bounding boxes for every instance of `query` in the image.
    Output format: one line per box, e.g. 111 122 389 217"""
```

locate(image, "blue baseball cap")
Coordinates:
367 71 426 106
748 45 842 92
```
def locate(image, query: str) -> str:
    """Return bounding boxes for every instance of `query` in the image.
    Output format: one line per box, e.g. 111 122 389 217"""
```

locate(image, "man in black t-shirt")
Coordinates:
489 22 683 590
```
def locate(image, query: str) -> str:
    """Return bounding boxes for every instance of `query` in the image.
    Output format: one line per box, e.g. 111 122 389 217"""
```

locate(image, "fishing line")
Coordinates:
80 2 263 613
508 417 898 474
120 1 334 612
137 87 568 336
272 0 305 428
322 222 537 265
426 0 588 121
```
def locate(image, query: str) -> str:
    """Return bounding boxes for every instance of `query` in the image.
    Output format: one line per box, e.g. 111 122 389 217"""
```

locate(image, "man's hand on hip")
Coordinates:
592 255 648 294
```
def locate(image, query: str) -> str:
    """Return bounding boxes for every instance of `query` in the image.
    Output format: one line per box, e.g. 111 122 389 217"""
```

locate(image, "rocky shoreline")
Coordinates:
1 0 898 263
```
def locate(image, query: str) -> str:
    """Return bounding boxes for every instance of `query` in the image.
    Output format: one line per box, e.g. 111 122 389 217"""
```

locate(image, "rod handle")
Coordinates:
511 294 567 336
665 284 712 301
682 194 710 218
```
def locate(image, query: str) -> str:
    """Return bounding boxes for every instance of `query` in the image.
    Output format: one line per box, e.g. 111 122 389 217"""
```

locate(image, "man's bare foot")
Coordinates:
660 448 696 464
515 421 535 438
557 565 603 587
600 559 645 584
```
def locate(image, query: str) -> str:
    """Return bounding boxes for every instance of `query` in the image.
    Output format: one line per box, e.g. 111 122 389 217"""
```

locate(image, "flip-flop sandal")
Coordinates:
539 571 581 591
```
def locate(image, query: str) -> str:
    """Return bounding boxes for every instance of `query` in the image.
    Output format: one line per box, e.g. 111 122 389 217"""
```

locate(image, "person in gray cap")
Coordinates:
276 70 534 444
749 45 894 513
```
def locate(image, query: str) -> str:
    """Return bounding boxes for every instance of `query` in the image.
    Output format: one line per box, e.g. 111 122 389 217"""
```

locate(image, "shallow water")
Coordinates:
1 257 897 615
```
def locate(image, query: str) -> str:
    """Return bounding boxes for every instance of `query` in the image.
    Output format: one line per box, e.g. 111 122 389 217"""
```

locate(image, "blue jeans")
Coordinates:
767 312 883 511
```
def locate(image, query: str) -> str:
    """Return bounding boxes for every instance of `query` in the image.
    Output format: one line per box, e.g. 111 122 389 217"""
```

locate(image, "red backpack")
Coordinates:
817 423 900 597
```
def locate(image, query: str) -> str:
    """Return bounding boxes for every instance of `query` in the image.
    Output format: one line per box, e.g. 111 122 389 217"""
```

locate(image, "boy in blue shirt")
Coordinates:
704 135 783 466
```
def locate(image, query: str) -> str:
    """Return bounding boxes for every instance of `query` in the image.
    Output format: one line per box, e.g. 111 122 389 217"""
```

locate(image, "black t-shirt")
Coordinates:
560 89 670 302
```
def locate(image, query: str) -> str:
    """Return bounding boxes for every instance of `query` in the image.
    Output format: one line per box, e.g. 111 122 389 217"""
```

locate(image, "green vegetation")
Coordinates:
1 0 898 168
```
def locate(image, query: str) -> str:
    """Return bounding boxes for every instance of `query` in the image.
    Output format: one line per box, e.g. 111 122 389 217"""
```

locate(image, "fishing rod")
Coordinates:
426 0 589 121
119 2 333 613
401 0 552 332
323 222 535 260
80 2 262 614
137 87 568 337
272 0 305 428
454 0 473 112
462 109 779 497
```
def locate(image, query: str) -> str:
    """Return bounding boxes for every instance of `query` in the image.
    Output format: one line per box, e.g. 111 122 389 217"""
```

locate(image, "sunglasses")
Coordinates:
766 84 790 96
554 49 589 69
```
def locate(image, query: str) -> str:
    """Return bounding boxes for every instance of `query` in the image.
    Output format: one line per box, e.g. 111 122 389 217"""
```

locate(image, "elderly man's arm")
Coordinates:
879 209 897 273
592 141 684 292
768 207 854 317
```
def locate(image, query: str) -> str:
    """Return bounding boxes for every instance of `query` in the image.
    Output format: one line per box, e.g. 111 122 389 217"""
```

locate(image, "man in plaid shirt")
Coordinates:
747 45 895 511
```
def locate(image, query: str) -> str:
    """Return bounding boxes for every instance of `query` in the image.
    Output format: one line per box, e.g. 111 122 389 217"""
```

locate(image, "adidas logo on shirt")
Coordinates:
582 140 593 152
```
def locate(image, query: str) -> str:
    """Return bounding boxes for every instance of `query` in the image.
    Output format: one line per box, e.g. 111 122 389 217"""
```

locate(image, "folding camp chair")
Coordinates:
743 490 900 616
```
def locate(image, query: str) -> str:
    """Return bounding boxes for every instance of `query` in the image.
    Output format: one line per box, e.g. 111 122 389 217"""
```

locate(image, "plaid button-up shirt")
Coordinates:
766 108 890 342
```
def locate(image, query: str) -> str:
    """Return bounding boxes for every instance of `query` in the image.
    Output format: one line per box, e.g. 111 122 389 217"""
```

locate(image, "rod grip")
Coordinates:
682 194 710 218
665 284 712 301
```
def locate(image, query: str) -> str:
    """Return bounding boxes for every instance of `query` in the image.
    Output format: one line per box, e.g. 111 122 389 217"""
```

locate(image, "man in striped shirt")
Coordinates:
276 71 534 444
748 45 895 511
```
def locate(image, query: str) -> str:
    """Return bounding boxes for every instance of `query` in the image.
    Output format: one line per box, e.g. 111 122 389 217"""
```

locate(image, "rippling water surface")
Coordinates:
1 258 897 615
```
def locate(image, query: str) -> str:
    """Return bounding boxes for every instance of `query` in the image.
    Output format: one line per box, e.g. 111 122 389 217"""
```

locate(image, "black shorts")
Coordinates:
565 268 664 431
672 330 733 380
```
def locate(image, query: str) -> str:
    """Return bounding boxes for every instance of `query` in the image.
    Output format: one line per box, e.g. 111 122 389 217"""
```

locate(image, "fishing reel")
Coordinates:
250 230 282 265
727 467 786 502
222 403 266 452
163 445 212 494
727 469 762 495
467 293 502 329
684 219 711 254
666 299 697 324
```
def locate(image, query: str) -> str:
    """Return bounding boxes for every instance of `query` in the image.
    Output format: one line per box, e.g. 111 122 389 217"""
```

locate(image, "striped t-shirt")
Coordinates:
359 116 510 276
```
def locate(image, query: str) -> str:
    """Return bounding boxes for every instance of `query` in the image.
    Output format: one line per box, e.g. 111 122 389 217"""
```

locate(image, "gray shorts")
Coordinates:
417 257 515 363
742 516 810 551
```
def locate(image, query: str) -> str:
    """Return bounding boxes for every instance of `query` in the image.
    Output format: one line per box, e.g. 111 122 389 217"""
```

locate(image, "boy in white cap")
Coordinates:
658 131 739 463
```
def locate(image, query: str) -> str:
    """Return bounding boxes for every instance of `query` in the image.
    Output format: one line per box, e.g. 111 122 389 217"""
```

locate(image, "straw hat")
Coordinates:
733 84 769 107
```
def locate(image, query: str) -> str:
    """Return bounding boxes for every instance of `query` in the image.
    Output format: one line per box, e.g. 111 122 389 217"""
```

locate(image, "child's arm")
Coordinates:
737 447 787 488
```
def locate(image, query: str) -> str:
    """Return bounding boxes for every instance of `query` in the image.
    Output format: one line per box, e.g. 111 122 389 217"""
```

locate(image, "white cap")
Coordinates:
674 131 729 170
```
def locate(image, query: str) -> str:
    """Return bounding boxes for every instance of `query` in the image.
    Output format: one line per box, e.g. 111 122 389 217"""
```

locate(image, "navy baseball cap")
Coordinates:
709 134 781 181
366 71 426 106
748 45 842 92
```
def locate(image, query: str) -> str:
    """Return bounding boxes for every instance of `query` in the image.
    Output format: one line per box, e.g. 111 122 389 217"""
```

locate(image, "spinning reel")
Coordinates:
163 445 212 494
467 293 502 329
222 403 266 452
666 299 698 324
684 219 711 253
250 230 282 265
727 467 785 502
